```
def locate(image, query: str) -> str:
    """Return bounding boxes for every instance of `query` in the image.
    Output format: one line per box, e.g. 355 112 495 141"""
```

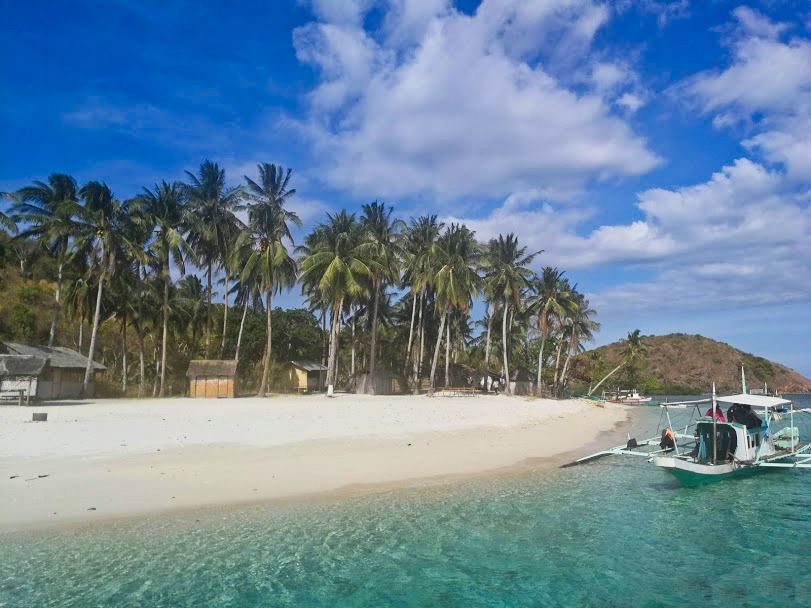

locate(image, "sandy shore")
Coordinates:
0 394 627 530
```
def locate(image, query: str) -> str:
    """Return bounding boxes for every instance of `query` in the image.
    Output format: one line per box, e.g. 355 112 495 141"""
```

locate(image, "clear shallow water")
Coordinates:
2 397 810 608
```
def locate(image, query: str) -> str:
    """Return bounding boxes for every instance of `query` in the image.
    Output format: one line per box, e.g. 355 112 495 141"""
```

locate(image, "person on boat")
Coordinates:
704 405 726 422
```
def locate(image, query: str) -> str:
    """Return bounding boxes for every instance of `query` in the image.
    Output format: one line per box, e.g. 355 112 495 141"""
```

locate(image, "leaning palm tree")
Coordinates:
133 181 195 397
359 201 403 387
557 292 600 395
428 224 481 396
234 163 300 396
484 234 539 396
300 211 370 389
0 192 18 234
531 267 569 396
588 329 647 396
183 160 244 358
12 174 82 346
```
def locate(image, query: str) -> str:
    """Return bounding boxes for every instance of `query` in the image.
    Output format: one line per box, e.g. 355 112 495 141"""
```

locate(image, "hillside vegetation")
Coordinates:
581 333 811 394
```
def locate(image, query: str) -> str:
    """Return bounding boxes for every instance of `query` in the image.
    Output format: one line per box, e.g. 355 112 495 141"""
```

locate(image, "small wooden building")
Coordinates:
354 369 407 395
280 360 328 393
510 368 535 396
187 360 238 398
0 342 106 399
0 355 47 403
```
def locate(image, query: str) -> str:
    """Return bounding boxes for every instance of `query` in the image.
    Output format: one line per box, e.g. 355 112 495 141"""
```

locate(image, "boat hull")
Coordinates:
652 456 764 487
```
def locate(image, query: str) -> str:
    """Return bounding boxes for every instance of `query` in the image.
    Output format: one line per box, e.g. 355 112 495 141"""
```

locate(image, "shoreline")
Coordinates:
1 395 630 532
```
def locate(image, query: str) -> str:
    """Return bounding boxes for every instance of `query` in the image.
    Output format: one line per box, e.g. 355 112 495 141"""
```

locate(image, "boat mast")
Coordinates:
712 382 717 466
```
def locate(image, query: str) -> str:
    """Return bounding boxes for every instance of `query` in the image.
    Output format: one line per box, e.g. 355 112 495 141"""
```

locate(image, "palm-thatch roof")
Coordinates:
0 355 47 377
287 360 328 372
0 342 106 371
186 360 238 378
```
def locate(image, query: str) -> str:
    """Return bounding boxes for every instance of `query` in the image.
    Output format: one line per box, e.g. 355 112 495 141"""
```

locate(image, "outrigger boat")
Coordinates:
601 389 652 404
568 374 811 486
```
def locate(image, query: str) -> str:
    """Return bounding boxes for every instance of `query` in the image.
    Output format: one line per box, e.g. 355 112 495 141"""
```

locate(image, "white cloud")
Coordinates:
445 158 811 316
293 0 661 200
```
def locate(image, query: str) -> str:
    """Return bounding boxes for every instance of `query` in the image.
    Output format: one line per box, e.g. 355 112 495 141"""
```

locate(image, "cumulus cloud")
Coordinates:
445 158 811 316
293 0 660 200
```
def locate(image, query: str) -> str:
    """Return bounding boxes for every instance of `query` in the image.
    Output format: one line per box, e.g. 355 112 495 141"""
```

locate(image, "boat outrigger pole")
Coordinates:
712 383 717 466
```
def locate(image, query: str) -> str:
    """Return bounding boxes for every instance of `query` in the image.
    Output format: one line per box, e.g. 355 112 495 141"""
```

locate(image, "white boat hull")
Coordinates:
652 456 753 486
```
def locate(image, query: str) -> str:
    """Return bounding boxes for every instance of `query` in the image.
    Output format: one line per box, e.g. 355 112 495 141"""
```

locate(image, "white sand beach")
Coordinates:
0 394 627 530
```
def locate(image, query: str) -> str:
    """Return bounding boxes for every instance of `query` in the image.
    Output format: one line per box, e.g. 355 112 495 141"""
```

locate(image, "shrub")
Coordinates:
16 283 47 305
9 304 37 340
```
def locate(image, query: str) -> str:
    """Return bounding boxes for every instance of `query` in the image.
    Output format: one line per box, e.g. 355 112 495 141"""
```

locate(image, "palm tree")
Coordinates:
588 329 647 396
76 181 129 396
134 181 195 397
531 267 569 396
235 163 300 396
12 174 82 346
176 275 208 356
0 192 18 234
484 234 539 396
402 215 444 393
359 201 403 386
183 160 244 359
558 293 599 395
300 211 370 389
428 224 481 396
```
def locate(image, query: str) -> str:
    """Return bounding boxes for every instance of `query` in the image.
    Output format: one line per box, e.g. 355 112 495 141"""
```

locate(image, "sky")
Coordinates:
1 0 810 376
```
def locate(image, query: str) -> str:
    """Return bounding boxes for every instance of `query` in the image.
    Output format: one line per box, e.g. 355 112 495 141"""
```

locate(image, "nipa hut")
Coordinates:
0 342 106 399
0 355 47 404
510 368 536 396
279 360 328 393
354 369 407 395
186 360 238 398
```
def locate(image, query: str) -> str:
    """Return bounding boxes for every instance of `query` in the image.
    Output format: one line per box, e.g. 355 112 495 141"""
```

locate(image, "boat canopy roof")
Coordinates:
715 393 791 408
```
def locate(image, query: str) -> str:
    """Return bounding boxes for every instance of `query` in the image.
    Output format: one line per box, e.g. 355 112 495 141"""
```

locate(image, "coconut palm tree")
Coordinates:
175 275 208 357
531 267 569 396
0 192 18 234
300 211 370 389
402 215 444 393
134 181 195 397
183 160 244 358
12 174 82 346
483 234 539 396
233 163 300 396
76 181 129 396
359 201 403 386
428 224 481 396
588 329 647 396
558 292 599 395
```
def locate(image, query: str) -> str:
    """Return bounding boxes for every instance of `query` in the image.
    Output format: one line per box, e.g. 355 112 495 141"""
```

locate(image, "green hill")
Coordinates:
579 333 811 395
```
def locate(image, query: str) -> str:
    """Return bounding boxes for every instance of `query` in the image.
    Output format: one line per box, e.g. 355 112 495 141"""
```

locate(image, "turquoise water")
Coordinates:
2 397 810 607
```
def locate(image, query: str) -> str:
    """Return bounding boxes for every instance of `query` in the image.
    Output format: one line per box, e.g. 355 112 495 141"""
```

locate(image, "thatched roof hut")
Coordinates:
186 360 238 398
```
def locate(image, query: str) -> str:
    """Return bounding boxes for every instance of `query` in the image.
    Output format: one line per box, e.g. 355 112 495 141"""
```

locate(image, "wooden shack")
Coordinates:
280 360 328 393
186 360 237 398
354 369 407 395
510 368 535 396
0 355 47 404
0 343 106 399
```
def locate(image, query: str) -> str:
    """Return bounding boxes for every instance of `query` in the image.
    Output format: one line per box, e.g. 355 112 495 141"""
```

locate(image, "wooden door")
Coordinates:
218 376 228 398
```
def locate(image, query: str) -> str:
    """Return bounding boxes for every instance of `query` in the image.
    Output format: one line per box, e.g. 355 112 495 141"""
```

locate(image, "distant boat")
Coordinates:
604 389 652 404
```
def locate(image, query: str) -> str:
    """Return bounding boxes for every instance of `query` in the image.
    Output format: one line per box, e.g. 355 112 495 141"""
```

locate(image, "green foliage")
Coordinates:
9 303 37 340
742 354 775 383
16 283 48 304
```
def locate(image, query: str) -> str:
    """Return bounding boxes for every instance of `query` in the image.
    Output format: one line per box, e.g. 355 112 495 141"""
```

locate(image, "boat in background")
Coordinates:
603 389 652 404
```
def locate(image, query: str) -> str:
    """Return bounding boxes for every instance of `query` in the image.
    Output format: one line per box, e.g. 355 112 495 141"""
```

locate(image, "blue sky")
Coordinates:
2 1 810 376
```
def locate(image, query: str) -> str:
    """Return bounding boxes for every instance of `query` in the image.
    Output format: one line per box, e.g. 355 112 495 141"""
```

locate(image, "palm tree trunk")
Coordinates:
159 263 170 398
536 323 547 397
368 280 380 386
404 292 417 375
552 336 564 396
351 311 356 377
152 343 159 397
78 306 84 354
588 363 624 396
205 262 212 359
121 309 128 394
502 303 511 396
235 296 249 362
48 257 64 347
220 272 229 358
418 293 426 371
444 316 451 388
412 293 423 395
321 308 327 366
428 309 447 397
137 319 146 398
82 253 105 397
560 349 573 396
483 303 493 392
326 299 343 387
258 289 273 397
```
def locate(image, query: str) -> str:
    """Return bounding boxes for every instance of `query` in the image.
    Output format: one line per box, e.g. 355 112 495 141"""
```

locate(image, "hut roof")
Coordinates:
186 360 238 378
288 360 328 372
0 355 47 377
1 342 106 371
511 368 535 382
357 368 404 380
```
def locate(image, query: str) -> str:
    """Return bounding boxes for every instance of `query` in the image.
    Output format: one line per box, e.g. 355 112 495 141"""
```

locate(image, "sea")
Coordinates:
2 395 810 608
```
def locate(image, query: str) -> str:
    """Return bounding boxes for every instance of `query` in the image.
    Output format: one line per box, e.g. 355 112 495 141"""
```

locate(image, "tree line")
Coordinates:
0 162 627 398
